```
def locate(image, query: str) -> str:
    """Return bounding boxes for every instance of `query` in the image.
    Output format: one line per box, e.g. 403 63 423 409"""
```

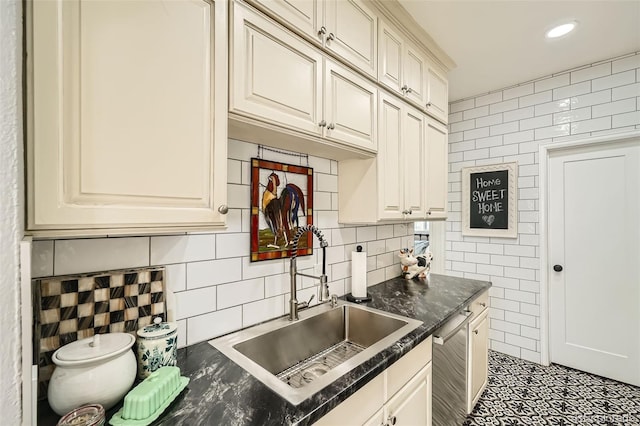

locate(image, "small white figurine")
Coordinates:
398 249 432 280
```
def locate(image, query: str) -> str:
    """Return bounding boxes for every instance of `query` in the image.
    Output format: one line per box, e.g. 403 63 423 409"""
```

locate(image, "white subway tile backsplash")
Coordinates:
55 237 149 275
520 115 552 131
215 233 250 259
175 287 216 320
553 107 591 125
490 121 519 136
572 89 612 108
519 91 552 108
489 144 518 157
592 98 636 118
592 70 636 91
534 74 570 93
450 119 476 133
571 116 611 134
475 92 503 107
570 62 611 83
187 307 242 345
227 159 242 184
475 113 504 128
489 99 519 115
534 124 571 140
242 256 284 280
32 240 54 278
450 98 475 113
505 333 536 351
463 105 489 120
502 84 533 101
227 184 251 208
612 82 640 100
151 234 215 265
503 107 534 123
553 81 591 100
612 111 640 127
166 263 187 292
464 127 491 140
217 278 264 309
187 258 242 289
612 54 640 73
503 130 534 145
316 173 338 192
242 295 285 327
357 226 378 242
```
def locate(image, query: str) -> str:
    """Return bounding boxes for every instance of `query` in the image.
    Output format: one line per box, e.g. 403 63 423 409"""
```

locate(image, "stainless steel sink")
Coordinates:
209 301 422 405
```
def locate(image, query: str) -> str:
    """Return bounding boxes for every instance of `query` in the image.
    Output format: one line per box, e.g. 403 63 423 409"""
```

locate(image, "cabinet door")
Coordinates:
313 374 384 426
424 118 448 220
378 20 403 94
324 0 377 77
426 62 449 123
469 309 489 412
403 107 426 216
404 44 427 106
251 0 321 42
231 2 323 136
386 363 432 426
377 93 404 220
324 61 377 152
363 408 385 426
28 0 227 234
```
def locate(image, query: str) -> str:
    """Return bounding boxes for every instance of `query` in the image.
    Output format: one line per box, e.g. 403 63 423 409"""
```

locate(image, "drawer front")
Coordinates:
387 335 432 399
469 290 489 320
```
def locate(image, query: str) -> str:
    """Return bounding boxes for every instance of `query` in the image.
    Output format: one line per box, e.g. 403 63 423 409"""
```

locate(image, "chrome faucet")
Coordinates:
289 225 332 320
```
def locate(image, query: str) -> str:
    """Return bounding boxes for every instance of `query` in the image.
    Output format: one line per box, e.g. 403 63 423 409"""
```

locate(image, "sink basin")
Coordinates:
209 301 422 405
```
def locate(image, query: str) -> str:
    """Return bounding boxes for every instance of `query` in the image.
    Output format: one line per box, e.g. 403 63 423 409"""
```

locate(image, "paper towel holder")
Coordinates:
346 245 372 303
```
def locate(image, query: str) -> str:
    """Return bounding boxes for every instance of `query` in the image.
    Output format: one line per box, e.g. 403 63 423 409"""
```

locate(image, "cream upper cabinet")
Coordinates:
250 0 377 77
26 0 228 236
378 20 427 106
424 117 448 220
468 305 489 413
321 0 378 77
231 1 323 136
378 94 425 220
324 61 378 151
250 0 322 40
426 61 449 123
230 3 376 154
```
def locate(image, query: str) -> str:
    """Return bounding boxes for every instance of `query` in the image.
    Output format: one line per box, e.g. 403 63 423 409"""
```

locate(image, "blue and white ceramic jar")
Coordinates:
135 317 178 379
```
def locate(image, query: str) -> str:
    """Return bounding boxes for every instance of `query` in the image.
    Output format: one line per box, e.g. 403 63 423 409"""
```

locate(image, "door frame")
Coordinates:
539 129 640 366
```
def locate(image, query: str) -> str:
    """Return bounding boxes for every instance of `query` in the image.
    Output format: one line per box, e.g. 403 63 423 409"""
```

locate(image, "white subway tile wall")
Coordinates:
31 139 415 348
447 53 640 363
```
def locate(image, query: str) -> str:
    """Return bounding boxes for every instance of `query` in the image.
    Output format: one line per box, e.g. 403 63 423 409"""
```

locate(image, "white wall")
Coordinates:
0 0 24 421
446 52 640 363
32 139 416 348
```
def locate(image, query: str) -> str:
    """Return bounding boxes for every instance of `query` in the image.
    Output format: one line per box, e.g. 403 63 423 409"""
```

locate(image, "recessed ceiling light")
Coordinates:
546 21 577 39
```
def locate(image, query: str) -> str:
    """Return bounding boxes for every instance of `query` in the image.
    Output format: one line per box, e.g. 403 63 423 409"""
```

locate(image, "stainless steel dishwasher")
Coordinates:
432 310 472 425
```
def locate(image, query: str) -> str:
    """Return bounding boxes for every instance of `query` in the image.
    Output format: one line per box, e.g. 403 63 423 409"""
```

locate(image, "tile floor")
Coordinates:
465 351 640 425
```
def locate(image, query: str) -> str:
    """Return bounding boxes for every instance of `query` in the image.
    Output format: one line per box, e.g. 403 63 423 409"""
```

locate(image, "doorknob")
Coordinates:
553 264 563 272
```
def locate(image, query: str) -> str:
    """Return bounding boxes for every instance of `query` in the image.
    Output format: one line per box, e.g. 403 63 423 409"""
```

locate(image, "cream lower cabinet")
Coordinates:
27 0 228 236
424 117 448 220
467 292 490 413
338 93 426 223
315 336 432 426
230 2 376 154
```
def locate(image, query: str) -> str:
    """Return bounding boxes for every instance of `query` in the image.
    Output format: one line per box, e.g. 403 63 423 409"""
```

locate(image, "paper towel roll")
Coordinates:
351 246 367 298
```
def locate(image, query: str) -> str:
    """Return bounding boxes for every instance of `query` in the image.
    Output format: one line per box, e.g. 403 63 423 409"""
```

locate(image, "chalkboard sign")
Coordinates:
469 170 509 229
462 163 518 238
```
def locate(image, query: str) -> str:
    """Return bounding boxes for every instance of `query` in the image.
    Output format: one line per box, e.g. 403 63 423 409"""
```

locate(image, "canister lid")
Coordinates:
136 317 178 339
53 333 135 366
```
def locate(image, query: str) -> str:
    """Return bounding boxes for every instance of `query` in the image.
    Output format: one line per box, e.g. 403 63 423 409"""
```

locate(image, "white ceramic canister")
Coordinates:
48 333 136 416
136 317 178 379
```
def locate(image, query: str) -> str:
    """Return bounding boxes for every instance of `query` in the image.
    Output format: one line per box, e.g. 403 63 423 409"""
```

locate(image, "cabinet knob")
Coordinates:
218 205 229 215
474 329 479 335
319 120 327 127
402 209 412 215
401 84 408 93
479 302 487 307
327 123 335 130
387 415 397 425
426 102 432 108
406 87 413 94
553 264 563 272
427 210 432 215
327 32 335 41
318 26 326 38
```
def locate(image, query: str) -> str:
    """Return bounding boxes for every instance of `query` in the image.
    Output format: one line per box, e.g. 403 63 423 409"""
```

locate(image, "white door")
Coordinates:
549 138 640 386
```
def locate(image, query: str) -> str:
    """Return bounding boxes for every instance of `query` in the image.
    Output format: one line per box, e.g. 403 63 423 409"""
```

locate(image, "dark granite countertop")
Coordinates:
39 273 490 426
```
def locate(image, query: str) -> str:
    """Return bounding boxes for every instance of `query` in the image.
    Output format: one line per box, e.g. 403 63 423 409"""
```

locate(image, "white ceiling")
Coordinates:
397 0 640 101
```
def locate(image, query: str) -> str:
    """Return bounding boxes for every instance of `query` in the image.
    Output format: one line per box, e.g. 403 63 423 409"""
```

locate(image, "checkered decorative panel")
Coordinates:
33 267 165 400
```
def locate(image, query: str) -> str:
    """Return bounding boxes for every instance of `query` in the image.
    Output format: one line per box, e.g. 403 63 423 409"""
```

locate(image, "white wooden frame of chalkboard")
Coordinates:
462 162 518 238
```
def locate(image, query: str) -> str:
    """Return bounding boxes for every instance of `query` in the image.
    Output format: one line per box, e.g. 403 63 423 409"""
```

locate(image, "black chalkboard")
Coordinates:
469 170 509 229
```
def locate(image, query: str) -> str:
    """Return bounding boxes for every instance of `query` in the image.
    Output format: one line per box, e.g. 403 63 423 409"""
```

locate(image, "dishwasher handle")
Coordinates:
433 310 472 345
